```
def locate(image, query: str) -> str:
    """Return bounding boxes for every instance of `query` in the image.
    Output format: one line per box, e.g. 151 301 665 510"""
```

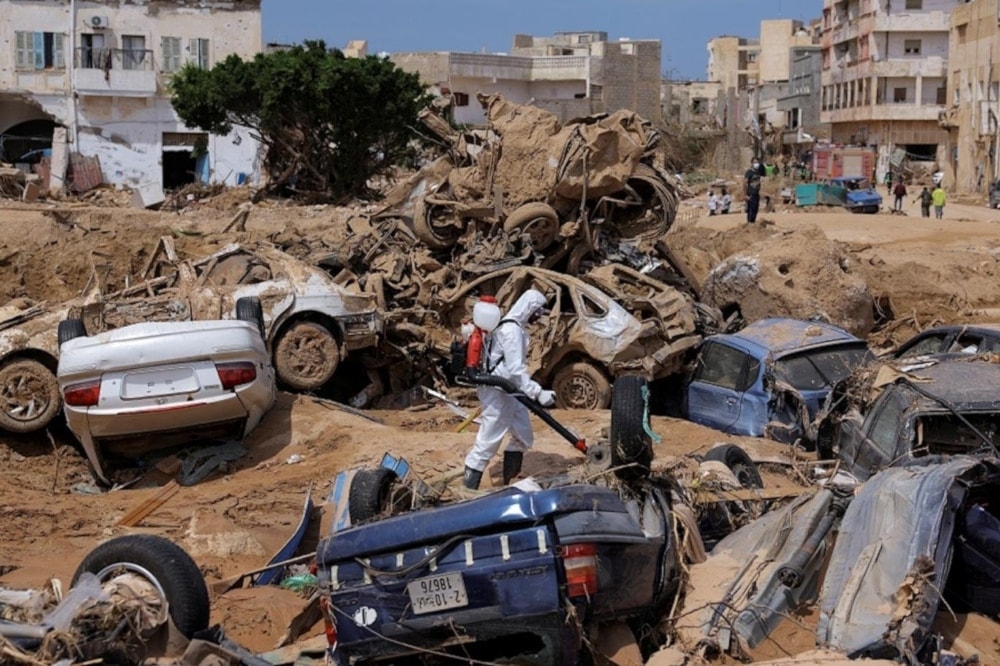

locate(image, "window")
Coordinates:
121 35 147 70
14 31 65 70
894 87 908 102
161 36 182 73
905 0 922 8
189 38 210 69
692 343 752 391
865 393 905 457
774 345 871 392
904 39 921 55
578 292 607 318
452 92 469 107
936 87 946 105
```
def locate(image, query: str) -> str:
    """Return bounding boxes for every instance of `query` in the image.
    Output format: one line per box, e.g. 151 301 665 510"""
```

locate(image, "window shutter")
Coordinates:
54 33 65 69
14 32 27 69
33 31 44 70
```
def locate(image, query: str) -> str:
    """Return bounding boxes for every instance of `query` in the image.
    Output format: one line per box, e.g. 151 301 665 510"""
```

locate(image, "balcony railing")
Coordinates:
74 47 153 71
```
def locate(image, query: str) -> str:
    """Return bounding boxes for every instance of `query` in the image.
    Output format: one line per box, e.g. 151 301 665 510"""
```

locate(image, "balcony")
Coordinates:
74 48 157 97
873 11 951 33
872 56 947 79
822 102 945 124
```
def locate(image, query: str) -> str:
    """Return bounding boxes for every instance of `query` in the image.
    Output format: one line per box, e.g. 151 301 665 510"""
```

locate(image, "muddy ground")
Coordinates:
1 191 999 663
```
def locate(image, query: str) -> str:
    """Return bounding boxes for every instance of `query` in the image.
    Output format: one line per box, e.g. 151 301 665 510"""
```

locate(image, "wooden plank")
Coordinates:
117 481 180 527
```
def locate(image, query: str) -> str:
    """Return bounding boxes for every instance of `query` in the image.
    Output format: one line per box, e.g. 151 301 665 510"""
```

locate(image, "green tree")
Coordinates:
170 41 430 199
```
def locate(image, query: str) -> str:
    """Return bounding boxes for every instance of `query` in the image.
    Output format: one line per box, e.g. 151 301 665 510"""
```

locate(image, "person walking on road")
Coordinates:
915 186 932 218
720 188 732 214
463 289 555 490
893 180 907 212
932 185 947 219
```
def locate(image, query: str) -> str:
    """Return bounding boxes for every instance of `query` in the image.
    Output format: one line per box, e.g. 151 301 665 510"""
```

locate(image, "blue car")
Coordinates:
684 318 873 447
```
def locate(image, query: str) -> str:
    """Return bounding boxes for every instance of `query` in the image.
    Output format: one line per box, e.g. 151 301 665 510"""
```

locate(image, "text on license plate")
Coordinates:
122 367 199 399
406 572 468 615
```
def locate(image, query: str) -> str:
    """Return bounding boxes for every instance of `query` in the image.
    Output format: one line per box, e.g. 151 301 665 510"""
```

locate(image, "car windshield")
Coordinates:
773 344 870 391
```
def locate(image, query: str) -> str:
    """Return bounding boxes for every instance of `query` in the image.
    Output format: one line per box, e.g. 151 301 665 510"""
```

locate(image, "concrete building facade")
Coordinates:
661 80 722 126
777 46 826 145
0 0 262 191
820 0 958 183
944 0 1000 193
706 36 759 92
391 31 662 126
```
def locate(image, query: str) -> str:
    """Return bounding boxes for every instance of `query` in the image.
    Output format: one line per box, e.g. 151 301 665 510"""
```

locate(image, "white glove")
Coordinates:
538 390 556 407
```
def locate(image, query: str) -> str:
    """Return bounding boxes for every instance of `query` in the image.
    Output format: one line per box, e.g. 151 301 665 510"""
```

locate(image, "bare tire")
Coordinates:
274 321 340 391
0 358 61 434
503 202 559 251
72 534 210 639
58 318 87 347
610 375 653 480
412 199 461 250
349 468 398 524
553 361 612 410
235 295 266 340
704 444 763 489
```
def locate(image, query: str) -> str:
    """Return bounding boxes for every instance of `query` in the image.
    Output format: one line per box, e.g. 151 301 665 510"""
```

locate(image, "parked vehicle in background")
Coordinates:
0 238 379 436
685 318 873 448
892 323 1000 358
834 357 1000 481
432 265 700 409
57 299 276 484
794 177 882 214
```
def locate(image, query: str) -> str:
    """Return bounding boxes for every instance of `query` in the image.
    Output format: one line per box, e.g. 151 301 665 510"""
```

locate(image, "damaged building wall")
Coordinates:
0 0 262 189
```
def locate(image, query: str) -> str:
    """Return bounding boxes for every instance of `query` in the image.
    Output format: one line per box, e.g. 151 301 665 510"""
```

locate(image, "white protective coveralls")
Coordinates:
464 289 549 473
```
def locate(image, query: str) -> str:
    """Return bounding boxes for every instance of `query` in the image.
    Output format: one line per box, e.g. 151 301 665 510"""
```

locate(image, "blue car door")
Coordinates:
686 342 763 435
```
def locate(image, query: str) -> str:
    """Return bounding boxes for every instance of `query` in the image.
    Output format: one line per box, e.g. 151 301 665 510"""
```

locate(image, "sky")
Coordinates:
261 0 824 80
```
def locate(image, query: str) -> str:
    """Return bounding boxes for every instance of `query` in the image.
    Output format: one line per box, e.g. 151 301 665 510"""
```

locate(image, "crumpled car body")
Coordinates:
685 318 872 446
835 357 1000 481
317 482 678 664
0 239 380 435
433 265 700 409
58 319 277 485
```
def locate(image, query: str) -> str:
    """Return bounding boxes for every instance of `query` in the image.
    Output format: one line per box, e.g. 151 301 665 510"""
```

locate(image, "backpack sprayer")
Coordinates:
450 296 588 456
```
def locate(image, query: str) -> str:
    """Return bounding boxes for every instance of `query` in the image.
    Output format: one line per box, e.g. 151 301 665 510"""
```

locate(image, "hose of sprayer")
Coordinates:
460 372 587 454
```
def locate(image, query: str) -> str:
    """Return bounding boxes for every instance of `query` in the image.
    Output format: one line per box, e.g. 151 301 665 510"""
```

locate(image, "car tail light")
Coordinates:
215 362 256 390
562 543 598 599
63 379 101 407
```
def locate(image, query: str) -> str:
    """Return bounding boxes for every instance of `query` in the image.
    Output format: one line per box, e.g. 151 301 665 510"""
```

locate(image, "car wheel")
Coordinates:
703 444 763 489
412 199 461 250
273 320 340 391
0 358 61 434
503 202 559 251
58 318 88 347
348 468 398 524
72 534 210 639
235 296 266 340
609 375 653 480
553 361 612 410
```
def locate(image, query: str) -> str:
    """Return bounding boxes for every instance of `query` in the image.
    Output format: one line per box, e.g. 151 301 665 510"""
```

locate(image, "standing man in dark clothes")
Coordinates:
892 179 907 212
915 185 932 218
744 158 762 224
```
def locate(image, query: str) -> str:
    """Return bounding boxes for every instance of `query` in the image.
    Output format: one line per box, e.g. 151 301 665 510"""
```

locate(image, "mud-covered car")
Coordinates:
892 323 1000 358
834 357 1000 481
57 300 276 485
432 265 700 409
0 238 380 435
685 318 873 447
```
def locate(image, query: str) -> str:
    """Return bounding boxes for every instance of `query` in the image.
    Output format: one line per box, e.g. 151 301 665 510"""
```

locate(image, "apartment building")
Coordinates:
944 0 1000 192
0 0 262 191
392 31 663 126
661 80 723 126
820 0 957 183
706 36 760 92
777 46 826 145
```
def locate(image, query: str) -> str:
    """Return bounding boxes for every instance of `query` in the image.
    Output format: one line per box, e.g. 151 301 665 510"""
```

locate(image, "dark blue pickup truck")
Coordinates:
316 481 678 664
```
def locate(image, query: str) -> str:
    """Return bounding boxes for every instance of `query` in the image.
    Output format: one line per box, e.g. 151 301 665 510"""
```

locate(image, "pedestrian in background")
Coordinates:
893 180 907 212
915 186 932 218
720 188 732 214
708 189 719 216
932 185 946 219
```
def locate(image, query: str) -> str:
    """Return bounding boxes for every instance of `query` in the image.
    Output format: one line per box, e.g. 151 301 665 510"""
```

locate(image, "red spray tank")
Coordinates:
466 295 501 372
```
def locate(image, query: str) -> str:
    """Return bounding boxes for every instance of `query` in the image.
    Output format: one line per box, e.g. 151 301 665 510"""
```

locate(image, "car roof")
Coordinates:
712 318 862 358
892 358 1000 410
909 323 1000 337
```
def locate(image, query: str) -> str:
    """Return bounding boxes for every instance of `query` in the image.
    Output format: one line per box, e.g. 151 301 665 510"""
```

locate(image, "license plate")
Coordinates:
406 572 468 615
122 367 199 399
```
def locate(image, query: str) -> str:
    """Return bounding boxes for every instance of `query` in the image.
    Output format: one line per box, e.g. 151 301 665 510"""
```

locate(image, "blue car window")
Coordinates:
693 342 749 391
774 345 870 391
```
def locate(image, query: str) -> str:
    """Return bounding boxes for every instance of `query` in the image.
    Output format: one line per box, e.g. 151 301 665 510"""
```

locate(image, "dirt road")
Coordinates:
0 196 997 662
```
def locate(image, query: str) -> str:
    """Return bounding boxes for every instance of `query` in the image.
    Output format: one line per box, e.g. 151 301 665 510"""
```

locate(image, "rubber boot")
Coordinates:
502 451 523 485
463 466 483 490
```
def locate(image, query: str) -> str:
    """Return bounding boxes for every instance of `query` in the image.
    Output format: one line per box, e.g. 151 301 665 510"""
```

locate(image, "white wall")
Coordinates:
885 32 948 59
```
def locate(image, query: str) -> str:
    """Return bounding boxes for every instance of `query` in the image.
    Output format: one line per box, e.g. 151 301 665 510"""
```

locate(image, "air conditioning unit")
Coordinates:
90 16 110 29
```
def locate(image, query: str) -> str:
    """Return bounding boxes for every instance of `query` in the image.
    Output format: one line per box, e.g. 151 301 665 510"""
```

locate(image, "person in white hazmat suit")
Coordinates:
463 289 556 490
